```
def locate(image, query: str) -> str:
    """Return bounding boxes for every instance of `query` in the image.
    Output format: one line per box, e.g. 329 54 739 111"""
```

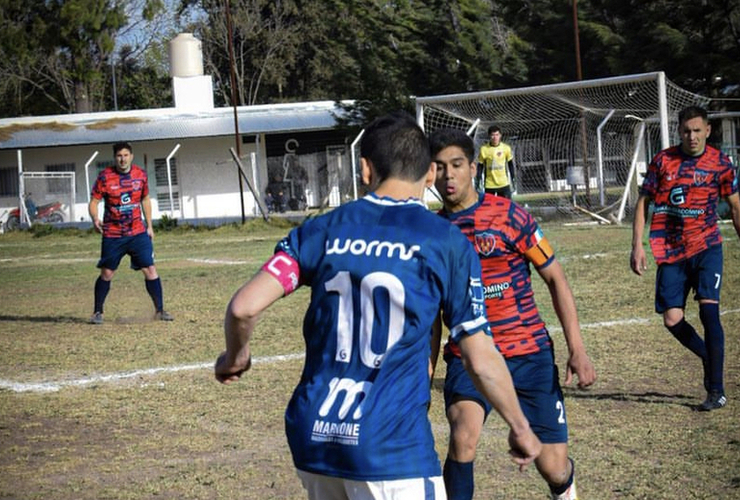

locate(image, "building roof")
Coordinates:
0 100 351 150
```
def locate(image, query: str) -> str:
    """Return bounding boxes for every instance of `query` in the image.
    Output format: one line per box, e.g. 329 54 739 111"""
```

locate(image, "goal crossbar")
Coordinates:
415 71 709 222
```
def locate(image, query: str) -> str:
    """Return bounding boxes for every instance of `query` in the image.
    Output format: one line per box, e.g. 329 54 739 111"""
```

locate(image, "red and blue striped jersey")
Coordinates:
91 165 149 238
640 145 738 264
440 193 555 358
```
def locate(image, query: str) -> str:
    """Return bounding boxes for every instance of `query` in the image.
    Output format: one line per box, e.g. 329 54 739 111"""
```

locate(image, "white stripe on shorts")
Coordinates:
297 469 446 500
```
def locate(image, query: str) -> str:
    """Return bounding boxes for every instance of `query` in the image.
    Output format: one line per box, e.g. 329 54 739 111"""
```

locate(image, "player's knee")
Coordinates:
141 266 159 280
449 430 479 461
535 445 571 485
538 456 571 486
662 310 684 329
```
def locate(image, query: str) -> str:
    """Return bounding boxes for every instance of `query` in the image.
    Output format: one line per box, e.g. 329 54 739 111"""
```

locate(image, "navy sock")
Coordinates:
699 303 724 392
550 457 575 495
94 277 110 313
443 458 474 500
666 319 707 361
145 277 164 311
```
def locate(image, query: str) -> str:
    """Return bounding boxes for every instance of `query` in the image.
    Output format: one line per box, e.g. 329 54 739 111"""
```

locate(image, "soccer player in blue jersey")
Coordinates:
631 106 740 411
215 111 541 500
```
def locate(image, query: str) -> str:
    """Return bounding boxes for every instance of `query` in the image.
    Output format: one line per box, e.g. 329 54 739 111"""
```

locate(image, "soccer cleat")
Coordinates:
551 480 578 500
89 312 104 325
698 391 727 411
155 310 174 321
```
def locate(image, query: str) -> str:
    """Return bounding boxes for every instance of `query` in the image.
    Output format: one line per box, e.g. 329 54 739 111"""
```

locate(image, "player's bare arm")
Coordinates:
429 313 443 381
537 260 596 388
141 195 155 239
88 197 103 233
630 194 650 275
458 331 542 470
215 270 285 384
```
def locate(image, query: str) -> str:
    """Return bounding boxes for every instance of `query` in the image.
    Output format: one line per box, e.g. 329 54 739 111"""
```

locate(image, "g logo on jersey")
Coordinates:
474 231 496 256
669 186 686 205
121 193 131 204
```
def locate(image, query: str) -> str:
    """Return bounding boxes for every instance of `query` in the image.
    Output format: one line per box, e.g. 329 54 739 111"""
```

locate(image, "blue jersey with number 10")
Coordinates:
275 193 490 481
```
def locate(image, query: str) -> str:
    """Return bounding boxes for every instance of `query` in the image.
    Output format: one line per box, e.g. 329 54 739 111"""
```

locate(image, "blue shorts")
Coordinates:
655 245 723 313
444 348 568 444
98 232 155 271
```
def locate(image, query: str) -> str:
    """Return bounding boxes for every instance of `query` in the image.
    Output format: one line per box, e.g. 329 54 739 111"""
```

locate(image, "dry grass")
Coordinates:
0 220 739 499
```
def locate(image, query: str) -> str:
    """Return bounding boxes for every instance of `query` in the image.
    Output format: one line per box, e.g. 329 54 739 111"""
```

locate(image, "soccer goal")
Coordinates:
416 71 708 222
10 171 76 229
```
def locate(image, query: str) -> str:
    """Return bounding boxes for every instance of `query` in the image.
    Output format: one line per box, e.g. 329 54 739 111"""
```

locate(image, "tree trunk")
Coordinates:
75 81 91 113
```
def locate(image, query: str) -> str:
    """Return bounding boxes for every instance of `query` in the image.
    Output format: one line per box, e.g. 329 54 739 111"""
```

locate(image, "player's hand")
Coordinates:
93 219 103 234
630 245 647 276
507 426 542 472
214 351 252 384
565 351 596 389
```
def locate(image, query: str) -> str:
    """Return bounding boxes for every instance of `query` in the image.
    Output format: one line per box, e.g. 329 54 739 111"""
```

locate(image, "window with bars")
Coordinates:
154 158 180 211
0 167 19 196
95 160 112 176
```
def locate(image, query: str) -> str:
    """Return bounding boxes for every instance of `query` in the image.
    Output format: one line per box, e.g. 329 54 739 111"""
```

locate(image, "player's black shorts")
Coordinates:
444 348 568 444
97 232 154 271
655 244 723 313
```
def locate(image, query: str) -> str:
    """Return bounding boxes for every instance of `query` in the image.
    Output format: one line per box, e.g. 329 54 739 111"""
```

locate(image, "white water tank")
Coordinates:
169 33 204 78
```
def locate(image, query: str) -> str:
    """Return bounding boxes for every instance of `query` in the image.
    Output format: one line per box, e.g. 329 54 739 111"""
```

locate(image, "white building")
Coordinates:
0 34 356 227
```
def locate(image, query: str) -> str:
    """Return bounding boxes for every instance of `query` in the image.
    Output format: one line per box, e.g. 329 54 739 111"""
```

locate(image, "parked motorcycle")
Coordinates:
4 200 65 231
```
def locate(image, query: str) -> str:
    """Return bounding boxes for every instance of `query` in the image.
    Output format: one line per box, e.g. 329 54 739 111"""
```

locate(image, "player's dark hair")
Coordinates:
429 128 475 162
678 106 708 125
360 111 430 182
487 125 501 135
113 142 133 155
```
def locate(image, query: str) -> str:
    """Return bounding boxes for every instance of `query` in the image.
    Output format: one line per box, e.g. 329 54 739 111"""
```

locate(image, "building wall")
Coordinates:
0 137 268 225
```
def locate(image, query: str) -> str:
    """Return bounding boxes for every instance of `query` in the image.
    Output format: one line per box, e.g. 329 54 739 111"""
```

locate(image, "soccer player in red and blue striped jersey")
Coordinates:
88 142 173 324
631 106 740 411
430 128 595 500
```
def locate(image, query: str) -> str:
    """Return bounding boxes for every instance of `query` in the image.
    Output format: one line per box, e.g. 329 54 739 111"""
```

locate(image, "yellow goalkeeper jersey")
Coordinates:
478 142 513 189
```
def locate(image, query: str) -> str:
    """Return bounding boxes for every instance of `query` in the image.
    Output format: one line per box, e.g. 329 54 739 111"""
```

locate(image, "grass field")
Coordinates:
1 219 739 499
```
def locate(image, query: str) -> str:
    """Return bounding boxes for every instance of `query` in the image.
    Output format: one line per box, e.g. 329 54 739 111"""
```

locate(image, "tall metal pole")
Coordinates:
225 0 246 223
573 0 591 206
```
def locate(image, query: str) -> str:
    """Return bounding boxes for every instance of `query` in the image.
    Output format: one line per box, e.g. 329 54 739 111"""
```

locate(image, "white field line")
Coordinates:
0 353 304 394
4 309 739 394
186 258 248 265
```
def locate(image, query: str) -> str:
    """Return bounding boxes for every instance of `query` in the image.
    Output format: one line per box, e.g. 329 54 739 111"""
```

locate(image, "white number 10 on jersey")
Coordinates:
326 271 405 369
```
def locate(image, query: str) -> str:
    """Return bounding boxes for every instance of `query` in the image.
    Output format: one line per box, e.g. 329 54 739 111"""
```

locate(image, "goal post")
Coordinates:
16 171 76 227
416 71 709 222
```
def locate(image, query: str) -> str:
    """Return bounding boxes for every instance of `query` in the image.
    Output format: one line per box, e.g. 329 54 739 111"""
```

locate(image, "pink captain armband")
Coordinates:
261 251 300 295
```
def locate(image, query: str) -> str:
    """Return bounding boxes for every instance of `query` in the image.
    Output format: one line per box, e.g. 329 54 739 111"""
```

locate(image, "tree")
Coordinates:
189 0 302 107
0 0 63 116
0 0 169 116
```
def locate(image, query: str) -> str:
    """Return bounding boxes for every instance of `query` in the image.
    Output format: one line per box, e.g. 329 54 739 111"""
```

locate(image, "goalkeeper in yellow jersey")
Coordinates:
477 125 516 198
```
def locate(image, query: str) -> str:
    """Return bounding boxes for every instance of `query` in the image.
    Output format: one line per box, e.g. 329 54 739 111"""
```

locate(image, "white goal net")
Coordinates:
7 171 76 230
416 72 708 222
